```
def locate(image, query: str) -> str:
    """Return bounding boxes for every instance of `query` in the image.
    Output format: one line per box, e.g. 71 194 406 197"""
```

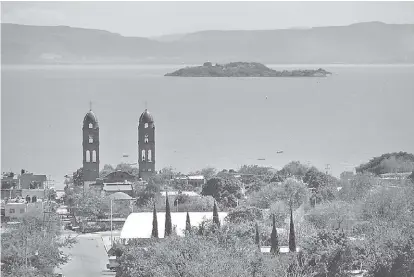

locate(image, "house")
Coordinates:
120 212 228 241
91 170 136 196
19 173 47 189
379 172 412 180
174 175 206 187
21 189 45 202
4 202 43 218
1 172 20 200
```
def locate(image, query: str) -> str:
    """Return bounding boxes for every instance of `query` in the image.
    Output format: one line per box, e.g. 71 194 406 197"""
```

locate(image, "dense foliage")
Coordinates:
356 152 414 175
201 176 243 207
1 212 76 277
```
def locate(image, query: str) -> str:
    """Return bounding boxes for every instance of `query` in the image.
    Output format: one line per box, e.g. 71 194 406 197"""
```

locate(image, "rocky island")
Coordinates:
165 62 332 77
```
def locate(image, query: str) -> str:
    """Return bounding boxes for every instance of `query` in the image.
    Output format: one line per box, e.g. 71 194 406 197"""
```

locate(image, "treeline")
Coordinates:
109 158 414 277
356 151 414 175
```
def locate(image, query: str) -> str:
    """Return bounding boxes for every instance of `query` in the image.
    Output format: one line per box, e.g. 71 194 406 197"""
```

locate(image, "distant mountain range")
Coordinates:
2 22 414 64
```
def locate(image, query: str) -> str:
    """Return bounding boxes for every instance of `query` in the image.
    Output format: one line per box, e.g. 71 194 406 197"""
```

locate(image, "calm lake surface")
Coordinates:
2 64 414 186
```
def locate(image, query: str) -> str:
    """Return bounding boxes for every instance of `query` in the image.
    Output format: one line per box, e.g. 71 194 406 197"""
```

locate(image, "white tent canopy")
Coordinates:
120 212 228 239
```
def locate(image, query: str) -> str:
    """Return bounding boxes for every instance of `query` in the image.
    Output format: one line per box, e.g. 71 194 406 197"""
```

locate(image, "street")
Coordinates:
57 231 119 277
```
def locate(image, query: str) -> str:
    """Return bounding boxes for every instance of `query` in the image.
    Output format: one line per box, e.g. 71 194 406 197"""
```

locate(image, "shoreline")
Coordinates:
3 63 414 71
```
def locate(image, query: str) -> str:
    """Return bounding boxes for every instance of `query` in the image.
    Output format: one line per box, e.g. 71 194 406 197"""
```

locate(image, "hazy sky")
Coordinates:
2 1 414 37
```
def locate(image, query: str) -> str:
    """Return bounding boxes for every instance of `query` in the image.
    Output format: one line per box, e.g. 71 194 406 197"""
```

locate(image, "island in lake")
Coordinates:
165 62 332 77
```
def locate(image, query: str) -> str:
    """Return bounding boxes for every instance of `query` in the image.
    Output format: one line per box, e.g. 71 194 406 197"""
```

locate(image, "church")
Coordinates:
81 106 156 185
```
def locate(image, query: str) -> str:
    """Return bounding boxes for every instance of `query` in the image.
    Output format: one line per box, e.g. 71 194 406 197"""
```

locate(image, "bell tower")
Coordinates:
138 109 155 180
82 105 100 182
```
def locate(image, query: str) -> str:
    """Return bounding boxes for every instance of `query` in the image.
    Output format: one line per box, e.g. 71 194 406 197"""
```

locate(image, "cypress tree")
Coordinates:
151 202 158 238
289 206 296 252
213 200 220 227
185 211 191 234
164 192 172 237
270 214 279 255
255 221 261 251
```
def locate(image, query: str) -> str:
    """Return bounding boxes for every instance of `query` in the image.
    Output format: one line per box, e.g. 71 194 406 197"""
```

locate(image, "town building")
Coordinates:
138 109 155 180
82 107 100 182
1 172 20 199
174 175 206 187
91 170 136 196
4 201 44 219
379 172 412 180
19 172 47 189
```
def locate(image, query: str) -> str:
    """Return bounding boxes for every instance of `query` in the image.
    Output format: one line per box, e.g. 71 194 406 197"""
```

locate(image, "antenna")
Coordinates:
89 101 92 111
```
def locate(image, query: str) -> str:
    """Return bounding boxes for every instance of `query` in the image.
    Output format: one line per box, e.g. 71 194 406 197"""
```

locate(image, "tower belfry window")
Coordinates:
89 123 93 129
144 134 149 144
92 150 97 162
86 150 90 162
141 150 146 161
89 135 93 143
144 123 148 128
148 150 152 162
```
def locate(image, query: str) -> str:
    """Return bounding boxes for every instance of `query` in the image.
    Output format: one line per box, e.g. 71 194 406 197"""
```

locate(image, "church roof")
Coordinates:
83 110 99 128
139 109 154 124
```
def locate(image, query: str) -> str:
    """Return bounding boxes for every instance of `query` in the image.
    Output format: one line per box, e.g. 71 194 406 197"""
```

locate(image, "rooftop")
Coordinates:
139 109 154 124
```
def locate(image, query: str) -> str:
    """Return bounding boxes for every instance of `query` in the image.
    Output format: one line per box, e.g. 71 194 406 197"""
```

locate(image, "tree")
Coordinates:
189 167 217 181
408 171 414 184
115 163 140 178
307 200 356 230
99 164 114 178
362 186 411 228
255 222 261 250
278 161 309 180
151 203 158 238
213 201 220 228
282 178 309 210
164 193 172 237
201 176 243 207
225 206 263 224
289 207 296 252
73 168 84 187
303 167 336 204
115 234 292 277
186 211 191 233
270 214 279 255
1 212 76 276
338 172 378 202
136 178 161 207
301 230 355 277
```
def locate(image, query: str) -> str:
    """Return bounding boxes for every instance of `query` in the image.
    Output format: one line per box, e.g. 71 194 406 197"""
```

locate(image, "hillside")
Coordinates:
2 22 414 64
356 152 414 175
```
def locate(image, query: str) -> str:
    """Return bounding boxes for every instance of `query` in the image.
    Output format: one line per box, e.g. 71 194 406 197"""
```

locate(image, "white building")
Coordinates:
120 212 228 240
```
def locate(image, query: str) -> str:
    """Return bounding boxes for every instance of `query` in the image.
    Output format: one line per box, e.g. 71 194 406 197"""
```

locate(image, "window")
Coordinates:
9 209 15 214
86 150 90 162
89 123 93 129
148 150 152 162
148 168 152 172
20 208 25 213
92 150 97 162
89 136 93 143
144 123 148 128
141 150 146 161
144 134 149 144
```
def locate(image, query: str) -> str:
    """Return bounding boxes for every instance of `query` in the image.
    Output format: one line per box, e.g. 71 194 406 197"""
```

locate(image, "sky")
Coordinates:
1 1 414 37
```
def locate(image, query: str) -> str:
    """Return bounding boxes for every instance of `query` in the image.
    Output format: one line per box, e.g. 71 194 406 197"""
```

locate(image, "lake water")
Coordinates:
2 64 414 187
